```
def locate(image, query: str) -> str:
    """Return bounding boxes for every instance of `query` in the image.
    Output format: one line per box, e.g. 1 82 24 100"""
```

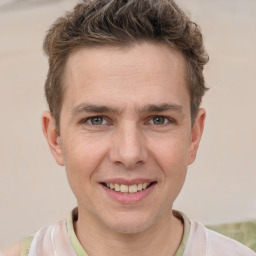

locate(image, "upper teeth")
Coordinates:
106 182 151 193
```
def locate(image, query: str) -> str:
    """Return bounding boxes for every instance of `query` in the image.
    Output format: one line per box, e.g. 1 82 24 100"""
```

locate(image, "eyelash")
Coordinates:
80 116 109 125
147 116 175 126
80 115 175 126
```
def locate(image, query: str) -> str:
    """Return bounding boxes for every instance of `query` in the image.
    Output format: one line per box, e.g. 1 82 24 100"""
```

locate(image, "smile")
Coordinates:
100 180 157 203
102 182 153 193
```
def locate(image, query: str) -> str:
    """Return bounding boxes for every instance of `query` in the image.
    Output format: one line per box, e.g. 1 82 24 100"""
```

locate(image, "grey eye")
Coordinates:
152 116 166 125
90 116 104 125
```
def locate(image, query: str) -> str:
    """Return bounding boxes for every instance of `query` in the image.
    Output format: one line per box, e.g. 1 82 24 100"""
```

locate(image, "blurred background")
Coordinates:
0 0 256 249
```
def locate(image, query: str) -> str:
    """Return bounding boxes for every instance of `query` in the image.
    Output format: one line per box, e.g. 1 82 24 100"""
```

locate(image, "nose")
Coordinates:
109 122 148 169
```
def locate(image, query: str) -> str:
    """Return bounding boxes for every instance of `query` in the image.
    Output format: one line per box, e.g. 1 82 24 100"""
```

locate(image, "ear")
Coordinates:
188 108 206 165
42 111 64 166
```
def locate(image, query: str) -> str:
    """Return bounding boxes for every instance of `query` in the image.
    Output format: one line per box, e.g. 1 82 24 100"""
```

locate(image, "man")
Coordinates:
4 0 255 255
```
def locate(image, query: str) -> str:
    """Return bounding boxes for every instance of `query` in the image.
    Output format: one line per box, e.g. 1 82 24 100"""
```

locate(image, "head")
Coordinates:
42 0 208 235
43 0 208 134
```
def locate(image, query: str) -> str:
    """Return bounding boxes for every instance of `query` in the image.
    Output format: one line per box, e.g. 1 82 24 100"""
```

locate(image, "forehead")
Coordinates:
62 42 189 112
64 43 186 83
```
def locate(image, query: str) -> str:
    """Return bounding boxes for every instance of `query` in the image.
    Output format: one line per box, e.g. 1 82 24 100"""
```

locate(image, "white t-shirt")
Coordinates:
24 209 255 256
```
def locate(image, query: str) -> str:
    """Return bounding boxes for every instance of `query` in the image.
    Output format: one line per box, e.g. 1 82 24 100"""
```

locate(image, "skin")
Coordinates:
1 242 22 255
5 42 205 256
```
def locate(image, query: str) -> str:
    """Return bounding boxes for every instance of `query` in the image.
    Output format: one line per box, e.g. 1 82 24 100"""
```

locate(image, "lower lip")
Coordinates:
101 183 156 204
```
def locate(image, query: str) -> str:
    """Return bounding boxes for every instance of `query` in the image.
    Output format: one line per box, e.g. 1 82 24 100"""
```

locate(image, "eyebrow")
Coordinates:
138 103 183 114
71 103 183 117
71 104 120 116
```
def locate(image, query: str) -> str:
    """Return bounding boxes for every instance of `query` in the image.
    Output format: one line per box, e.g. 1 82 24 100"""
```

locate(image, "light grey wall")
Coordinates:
0 0 255 249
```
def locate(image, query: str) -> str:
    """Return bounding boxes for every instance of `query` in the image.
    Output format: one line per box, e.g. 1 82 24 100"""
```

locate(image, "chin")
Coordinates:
104 212 155 234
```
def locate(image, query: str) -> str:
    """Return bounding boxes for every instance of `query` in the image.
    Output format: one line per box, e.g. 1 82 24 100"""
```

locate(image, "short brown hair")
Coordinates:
43 0 209 133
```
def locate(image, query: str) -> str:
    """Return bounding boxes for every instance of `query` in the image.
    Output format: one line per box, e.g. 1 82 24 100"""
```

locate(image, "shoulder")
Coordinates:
205 227 256 255
1 236 34 256
1 241 22 256
193 220 256 255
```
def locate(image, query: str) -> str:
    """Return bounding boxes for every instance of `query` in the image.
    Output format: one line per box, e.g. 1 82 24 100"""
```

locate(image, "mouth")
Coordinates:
100 180 157 203
100 181 156 194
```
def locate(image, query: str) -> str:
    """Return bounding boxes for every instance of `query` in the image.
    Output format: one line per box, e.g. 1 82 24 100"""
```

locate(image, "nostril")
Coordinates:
113 159 145 169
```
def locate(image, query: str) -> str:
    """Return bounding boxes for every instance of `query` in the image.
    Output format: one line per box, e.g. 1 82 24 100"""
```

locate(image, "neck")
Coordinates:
74 208 184 256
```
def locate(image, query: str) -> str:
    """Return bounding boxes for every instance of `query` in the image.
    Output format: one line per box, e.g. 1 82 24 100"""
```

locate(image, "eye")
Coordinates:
86 116 107 125
149 116 171 125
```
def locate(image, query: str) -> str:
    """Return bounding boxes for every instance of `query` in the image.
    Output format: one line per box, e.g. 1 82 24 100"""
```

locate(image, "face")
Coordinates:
42 42 205 234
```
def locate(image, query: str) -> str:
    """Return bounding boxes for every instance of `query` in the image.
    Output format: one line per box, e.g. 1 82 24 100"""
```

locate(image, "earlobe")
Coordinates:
188 108 206 165
42 111 64 166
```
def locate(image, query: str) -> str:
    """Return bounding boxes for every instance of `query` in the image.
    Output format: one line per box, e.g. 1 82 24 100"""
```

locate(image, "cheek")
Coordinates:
63 134 108 168
149 136 189 192
150 134 190 168
62 137 107 192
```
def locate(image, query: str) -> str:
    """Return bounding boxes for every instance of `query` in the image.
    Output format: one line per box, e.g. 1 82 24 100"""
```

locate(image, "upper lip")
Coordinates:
100 178 156 185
